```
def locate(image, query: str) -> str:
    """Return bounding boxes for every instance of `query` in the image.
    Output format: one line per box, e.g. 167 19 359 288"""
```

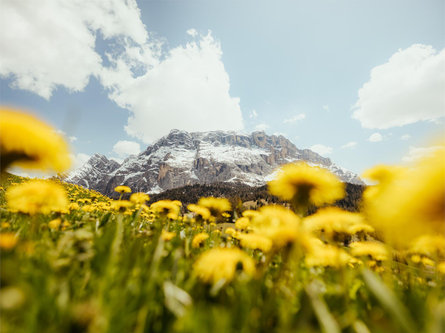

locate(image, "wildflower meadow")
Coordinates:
0 108 444 333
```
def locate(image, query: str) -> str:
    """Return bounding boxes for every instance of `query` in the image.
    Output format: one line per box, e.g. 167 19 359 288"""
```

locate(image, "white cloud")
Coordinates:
112 140 141 157
56 130 77 144
71 153 91 170
186 28 198 37
401 134 411 141
1 2 244 142
101 31 243 143
368 132 383 142
353 44 445 129
249 110 258 119
0 0 147 99
310 144 333 156
402 145 442 163
322 105 330 112
283 113 306 124
254 123 269 131
341 141 357 149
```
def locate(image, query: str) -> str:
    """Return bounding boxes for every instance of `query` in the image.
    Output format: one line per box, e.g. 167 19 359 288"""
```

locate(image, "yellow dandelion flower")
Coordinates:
304 237 358 268
80 205 93 212
0 233 18 250
95 202 109 212
194 248 256 284
139 204 150 213
236 233 273 253
114 185 132 194
192 233 209 248
69 203 80 210
187 204 211 221
268 162 344 213
250 205 301 249
362 143 445 248
242 210 260 220
411 254 421 263
408 235 445 259
421 257 435 267
110 200 133 213
1 222 11 229
349 241 389 261
225 227 236 236
161 230 176 241
130 192 150 205
151 200 182 219
197 197 231 219
362 165 407 203
362 164 406 185
6 180 68 215
0 107 71 172
48 218 62 230
303 207 373 240
347 223 375 235
235 217 251 231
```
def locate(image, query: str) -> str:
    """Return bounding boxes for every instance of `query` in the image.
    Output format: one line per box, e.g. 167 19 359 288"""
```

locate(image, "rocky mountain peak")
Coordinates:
88 153 120 171
67 130 363 197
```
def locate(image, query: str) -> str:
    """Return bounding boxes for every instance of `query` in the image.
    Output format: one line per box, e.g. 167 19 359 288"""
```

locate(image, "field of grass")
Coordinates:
0 172 444 333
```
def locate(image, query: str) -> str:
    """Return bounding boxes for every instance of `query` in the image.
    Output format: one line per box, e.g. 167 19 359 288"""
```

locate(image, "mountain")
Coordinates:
66 130 364 197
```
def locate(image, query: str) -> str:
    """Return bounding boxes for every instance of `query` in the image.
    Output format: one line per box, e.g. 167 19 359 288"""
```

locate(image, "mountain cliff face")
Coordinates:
66 130 363 196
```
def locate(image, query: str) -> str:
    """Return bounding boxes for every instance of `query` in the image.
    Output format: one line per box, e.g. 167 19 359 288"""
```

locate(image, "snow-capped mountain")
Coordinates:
66 130 363 196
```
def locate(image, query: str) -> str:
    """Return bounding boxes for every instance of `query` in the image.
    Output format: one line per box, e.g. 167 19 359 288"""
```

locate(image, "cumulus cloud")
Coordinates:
101 31 243 143
402 145 442 163
401 134 411 141
322 105 330 112
71 153 91 170
368 133 383 142
0 0 147 99
112 140 141 157
341 141 357 149
283 113 306 124
353 44 445 129
310 144 333 156
1 2 243 143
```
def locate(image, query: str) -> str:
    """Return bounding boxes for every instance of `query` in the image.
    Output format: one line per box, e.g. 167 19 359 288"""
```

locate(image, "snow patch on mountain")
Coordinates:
67 130 363 196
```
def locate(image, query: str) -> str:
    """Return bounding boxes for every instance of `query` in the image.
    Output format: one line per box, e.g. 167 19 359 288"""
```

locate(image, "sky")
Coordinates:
1 0 444 176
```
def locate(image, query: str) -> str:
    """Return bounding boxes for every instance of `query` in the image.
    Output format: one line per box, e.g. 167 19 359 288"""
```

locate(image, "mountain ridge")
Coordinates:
67 130 363 197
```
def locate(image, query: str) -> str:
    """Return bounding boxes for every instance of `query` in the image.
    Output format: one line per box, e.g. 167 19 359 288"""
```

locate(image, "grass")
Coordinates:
0 174 444 333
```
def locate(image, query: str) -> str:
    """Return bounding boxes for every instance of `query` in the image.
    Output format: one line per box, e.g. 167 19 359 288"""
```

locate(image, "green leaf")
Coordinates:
305 281 341 333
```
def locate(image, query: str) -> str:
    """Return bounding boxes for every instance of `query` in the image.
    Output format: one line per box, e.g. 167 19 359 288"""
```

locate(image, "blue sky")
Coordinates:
1 0 444 175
